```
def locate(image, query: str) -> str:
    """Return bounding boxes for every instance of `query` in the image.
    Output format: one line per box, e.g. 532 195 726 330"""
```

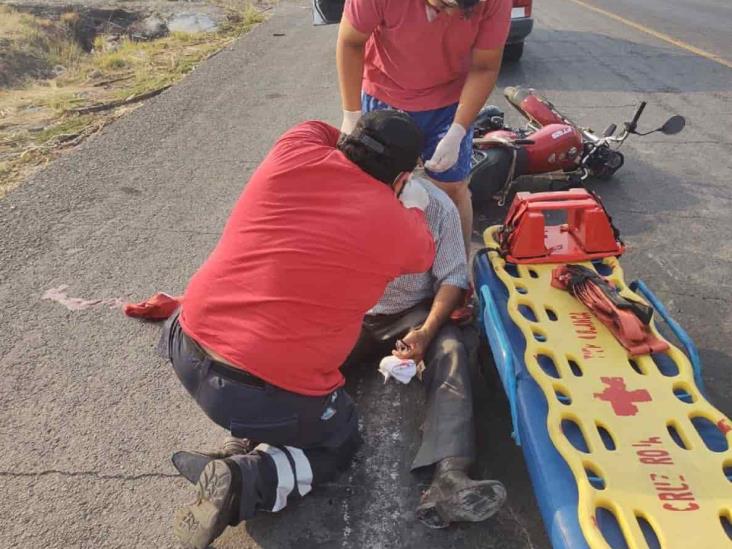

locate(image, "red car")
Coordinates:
506 0 533 62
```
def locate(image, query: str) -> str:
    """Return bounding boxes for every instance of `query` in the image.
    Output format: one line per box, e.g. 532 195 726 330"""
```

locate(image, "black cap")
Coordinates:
351 110 424 173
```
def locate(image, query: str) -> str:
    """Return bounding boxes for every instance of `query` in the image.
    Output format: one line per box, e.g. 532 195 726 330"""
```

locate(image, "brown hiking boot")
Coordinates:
172 436 253 485
416 457 507 529
173 459 241 549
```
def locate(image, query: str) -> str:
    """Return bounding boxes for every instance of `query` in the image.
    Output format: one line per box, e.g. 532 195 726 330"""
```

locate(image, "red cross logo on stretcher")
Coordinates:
594 377 652 416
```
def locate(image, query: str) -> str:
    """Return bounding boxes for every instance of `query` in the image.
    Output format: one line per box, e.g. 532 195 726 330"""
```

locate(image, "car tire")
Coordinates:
503 42 524 63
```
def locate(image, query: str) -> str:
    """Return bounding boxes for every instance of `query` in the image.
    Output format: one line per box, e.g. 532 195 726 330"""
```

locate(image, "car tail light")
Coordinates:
512 0 532 18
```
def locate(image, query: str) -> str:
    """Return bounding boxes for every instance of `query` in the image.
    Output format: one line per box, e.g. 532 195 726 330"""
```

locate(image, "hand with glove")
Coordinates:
340 110 361 134
424 122 466 173
398 178 430 211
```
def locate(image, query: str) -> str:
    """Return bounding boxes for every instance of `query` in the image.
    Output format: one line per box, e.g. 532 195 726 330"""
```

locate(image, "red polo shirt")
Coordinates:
180 121 435 396
345 0 511 111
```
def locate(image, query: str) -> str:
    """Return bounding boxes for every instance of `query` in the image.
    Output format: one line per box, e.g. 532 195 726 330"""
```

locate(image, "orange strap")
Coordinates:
552 265 669 356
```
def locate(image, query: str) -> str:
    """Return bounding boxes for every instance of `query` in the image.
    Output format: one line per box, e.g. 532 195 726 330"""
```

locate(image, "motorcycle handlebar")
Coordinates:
628 101 647 131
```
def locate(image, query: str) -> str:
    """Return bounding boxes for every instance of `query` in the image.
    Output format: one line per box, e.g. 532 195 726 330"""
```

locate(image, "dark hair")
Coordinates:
337 133 415 184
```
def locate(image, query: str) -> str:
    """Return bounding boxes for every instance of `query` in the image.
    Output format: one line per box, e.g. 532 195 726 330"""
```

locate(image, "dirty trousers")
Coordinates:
343 305 476 470
160 311 361 520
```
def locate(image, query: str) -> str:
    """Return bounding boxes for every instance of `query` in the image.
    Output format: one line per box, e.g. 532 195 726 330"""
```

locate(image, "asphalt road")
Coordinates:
583 0 732 62
0 0 730 548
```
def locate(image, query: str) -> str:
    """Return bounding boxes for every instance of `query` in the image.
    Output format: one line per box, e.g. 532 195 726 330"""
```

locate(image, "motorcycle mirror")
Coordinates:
603 124 617 138
659 115 686 135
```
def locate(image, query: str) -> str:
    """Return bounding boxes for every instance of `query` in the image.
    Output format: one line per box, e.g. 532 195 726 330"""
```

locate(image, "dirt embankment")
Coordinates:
0 1 271 195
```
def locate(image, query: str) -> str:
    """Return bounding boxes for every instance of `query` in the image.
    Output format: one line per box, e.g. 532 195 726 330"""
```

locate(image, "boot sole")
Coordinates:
441 480 507 523
416 503 450 529
173 460 234 549
417 480 507 528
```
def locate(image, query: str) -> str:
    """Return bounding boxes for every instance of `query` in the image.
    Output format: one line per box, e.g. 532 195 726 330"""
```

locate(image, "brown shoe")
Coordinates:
172 437 253 485
174 459 241 549
416 457 506 529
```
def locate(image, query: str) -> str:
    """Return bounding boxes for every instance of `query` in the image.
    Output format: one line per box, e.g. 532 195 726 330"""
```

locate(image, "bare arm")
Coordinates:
421 284 463 339
453 47 504 129
336 19 370 111
393 284 464 363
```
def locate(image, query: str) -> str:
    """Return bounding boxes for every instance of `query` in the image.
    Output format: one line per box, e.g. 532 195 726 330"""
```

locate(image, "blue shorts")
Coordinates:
361 92 473 183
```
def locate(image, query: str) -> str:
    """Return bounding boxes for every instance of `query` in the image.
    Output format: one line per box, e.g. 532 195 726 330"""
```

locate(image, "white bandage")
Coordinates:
399 178 430 211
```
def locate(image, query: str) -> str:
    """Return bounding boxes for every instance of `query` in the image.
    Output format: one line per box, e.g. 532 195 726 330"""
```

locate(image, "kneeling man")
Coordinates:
161 112 436 548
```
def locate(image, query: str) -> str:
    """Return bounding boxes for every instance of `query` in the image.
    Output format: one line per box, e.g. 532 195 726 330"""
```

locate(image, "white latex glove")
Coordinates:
399 178 430 211
424 122 466 173
340 110 361 134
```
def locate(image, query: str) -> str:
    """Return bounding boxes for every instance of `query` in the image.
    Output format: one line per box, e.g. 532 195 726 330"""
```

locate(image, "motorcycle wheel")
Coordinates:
469 147 514 207
595 150 625 180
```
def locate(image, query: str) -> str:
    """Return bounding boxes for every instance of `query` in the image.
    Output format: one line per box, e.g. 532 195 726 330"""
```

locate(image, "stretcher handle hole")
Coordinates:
690 416 729 453
672 383 695 404
635 514 661 549
537 354 560 379
505 264 521 279
518 304 538 322
584 464 605 490
532 330 547 342
554 387 571 405
592 259 614 277
666 421 689 450
568 358 583 377
516 285 528 295
720 511 732 541
596 423 616 451
628 359 645 375
562 418 590 453
528 269 539 279
595 507 630 549
545 307 558 321
722 461 732 483
651 351 680 377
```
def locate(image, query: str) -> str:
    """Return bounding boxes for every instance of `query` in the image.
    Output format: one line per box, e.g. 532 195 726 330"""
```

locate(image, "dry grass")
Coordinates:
0 2 267 197
0 7 85 86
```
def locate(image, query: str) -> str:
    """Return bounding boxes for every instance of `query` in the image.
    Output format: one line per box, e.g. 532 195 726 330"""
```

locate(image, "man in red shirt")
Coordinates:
337 0 511 257
161 111 435 549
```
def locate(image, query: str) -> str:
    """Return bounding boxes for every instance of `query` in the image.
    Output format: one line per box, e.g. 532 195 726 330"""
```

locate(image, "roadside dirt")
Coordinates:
0 0 272 196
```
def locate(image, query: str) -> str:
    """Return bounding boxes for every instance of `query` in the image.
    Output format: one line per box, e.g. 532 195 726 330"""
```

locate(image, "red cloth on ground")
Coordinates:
180 121 435 396
552 265 669 356
124 293 181 320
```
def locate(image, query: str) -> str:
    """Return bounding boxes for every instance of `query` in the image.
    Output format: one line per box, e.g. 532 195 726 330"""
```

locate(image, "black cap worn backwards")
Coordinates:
351 110 424 173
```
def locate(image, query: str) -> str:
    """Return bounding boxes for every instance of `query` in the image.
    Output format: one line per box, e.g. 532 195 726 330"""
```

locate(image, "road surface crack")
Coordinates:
0 469 178 481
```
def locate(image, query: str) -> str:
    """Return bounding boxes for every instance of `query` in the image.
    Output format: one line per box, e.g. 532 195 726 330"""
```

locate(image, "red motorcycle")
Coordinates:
469 86 686 206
